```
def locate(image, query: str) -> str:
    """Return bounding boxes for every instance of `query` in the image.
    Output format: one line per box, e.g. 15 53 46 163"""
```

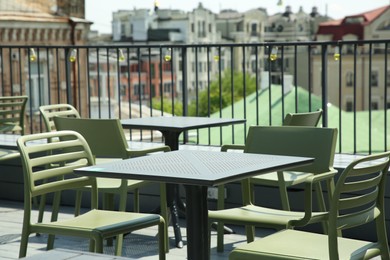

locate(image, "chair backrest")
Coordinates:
0 96 28 135
17 130 96 209
39 104 80 132
328 151 390 259
244 126 337 174
283 109 322 127
53 117 129 159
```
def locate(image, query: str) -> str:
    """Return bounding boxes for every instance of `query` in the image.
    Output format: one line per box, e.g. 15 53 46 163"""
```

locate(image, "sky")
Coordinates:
85 0 390 34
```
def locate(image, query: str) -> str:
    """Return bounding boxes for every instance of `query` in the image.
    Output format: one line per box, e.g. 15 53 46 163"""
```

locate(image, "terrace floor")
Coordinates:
0 199 274 259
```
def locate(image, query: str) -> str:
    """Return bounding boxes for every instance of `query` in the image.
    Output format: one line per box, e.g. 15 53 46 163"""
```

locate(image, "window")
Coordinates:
150 64 155 77
209 23 212 33
191 23 194 33
371 101 379 110
251 23 257 36
346 101 353 111
25 63 48 112
179 59 183 71
199 62 203 72
134 83 146 97
371 71 378 87
163 83 171 93
346 71 354 87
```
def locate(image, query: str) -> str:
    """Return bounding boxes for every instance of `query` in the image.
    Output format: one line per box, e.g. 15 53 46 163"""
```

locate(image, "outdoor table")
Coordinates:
121 116 246 247
74 150 313 260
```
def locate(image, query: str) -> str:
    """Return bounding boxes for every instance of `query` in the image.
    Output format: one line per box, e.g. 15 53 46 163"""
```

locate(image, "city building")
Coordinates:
314 5 390 111
0 0 91 130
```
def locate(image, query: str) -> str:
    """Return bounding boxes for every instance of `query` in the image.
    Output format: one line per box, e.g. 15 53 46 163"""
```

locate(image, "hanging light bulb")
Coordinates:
270 46 278 61
164 48 171 62
334 46 340 61
69 49 77 62
154 0 159 12
213 49 220 62
29 48 37 62
118 49 126 62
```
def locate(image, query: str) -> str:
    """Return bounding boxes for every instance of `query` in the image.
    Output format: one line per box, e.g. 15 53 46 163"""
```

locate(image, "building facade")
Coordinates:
314 5 390 111
0 0 91 131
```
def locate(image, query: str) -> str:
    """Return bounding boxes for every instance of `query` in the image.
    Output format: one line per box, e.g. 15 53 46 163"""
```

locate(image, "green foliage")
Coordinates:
188 70 258 116
152 97 183 116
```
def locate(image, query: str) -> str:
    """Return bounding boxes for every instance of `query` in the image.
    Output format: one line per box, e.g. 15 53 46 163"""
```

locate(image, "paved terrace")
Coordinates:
0 199 274 259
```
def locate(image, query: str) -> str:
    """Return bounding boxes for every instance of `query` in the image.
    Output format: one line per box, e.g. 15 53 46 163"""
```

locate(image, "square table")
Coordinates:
121 116 246 150
121 116 246 247
75 150 313 260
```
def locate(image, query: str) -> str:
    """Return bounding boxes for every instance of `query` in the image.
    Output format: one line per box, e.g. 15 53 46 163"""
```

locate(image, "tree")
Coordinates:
189 70 257 116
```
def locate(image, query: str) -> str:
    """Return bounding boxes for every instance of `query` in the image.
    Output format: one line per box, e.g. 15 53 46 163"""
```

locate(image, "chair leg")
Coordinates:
19 230 29 258
133 188 140 212
314 182 328 234
103 193 115 247
245 225 255 243
216 184 225 252
74 190 83 216
159 183 169 253
114 234 123 256
47 190 62 249
277 171 290 211
158 219 167 260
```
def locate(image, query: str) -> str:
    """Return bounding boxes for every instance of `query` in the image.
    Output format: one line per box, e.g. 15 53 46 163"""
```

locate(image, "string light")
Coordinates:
334 46 340 61
29 48 37 62
69 49 77 62
213 48 220 62
118 49 125 62
270 46 278 61
164 48 171 62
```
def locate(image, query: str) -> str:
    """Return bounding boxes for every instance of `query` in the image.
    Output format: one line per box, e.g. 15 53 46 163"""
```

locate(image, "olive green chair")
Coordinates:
53 116 170 213
0 95 28 134
17 130 166 259
54 117 171 250
220 109 323 210
39 104 80 132
209 126 338 252
229 151 390 260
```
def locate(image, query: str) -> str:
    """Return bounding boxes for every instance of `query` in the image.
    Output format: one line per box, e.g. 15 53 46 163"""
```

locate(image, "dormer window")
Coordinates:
344 16 364 24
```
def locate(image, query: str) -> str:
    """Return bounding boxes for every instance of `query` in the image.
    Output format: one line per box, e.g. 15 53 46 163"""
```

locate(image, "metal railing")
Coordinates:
0 39 389 154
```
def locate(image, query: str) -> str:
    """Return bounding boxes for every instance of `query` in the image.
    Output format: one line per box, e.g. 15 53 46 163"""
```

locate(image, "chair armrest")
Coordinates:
221 144 245 152
288 170 336 227
126 145 171 158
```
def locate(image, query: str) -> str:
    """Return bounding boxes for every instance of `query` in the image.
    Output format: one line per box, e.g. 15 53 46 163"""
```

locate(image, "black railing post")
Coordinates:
321 44 328 127
182 47 188 143
65 48 72 105
182 47 188 116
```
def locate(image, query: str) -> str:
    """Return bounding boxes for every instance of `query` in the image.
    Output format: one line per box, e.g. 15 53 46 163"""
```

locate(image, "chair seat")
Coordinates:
209 204 327 228
96 178 146 190
0 148 20 160
230 229 379 260
251 171 314 186
34 209 162 236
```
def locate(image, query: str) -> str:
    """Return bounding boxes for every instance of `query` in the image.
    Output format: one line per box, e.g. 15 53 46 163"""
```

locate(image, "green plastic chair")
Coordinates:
17 130 166 259
220 109 323 210
39 104 81 132
0 95 28 135
53 117 171 250
53 116 170 212
209 125 338 252
229 151 390 260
